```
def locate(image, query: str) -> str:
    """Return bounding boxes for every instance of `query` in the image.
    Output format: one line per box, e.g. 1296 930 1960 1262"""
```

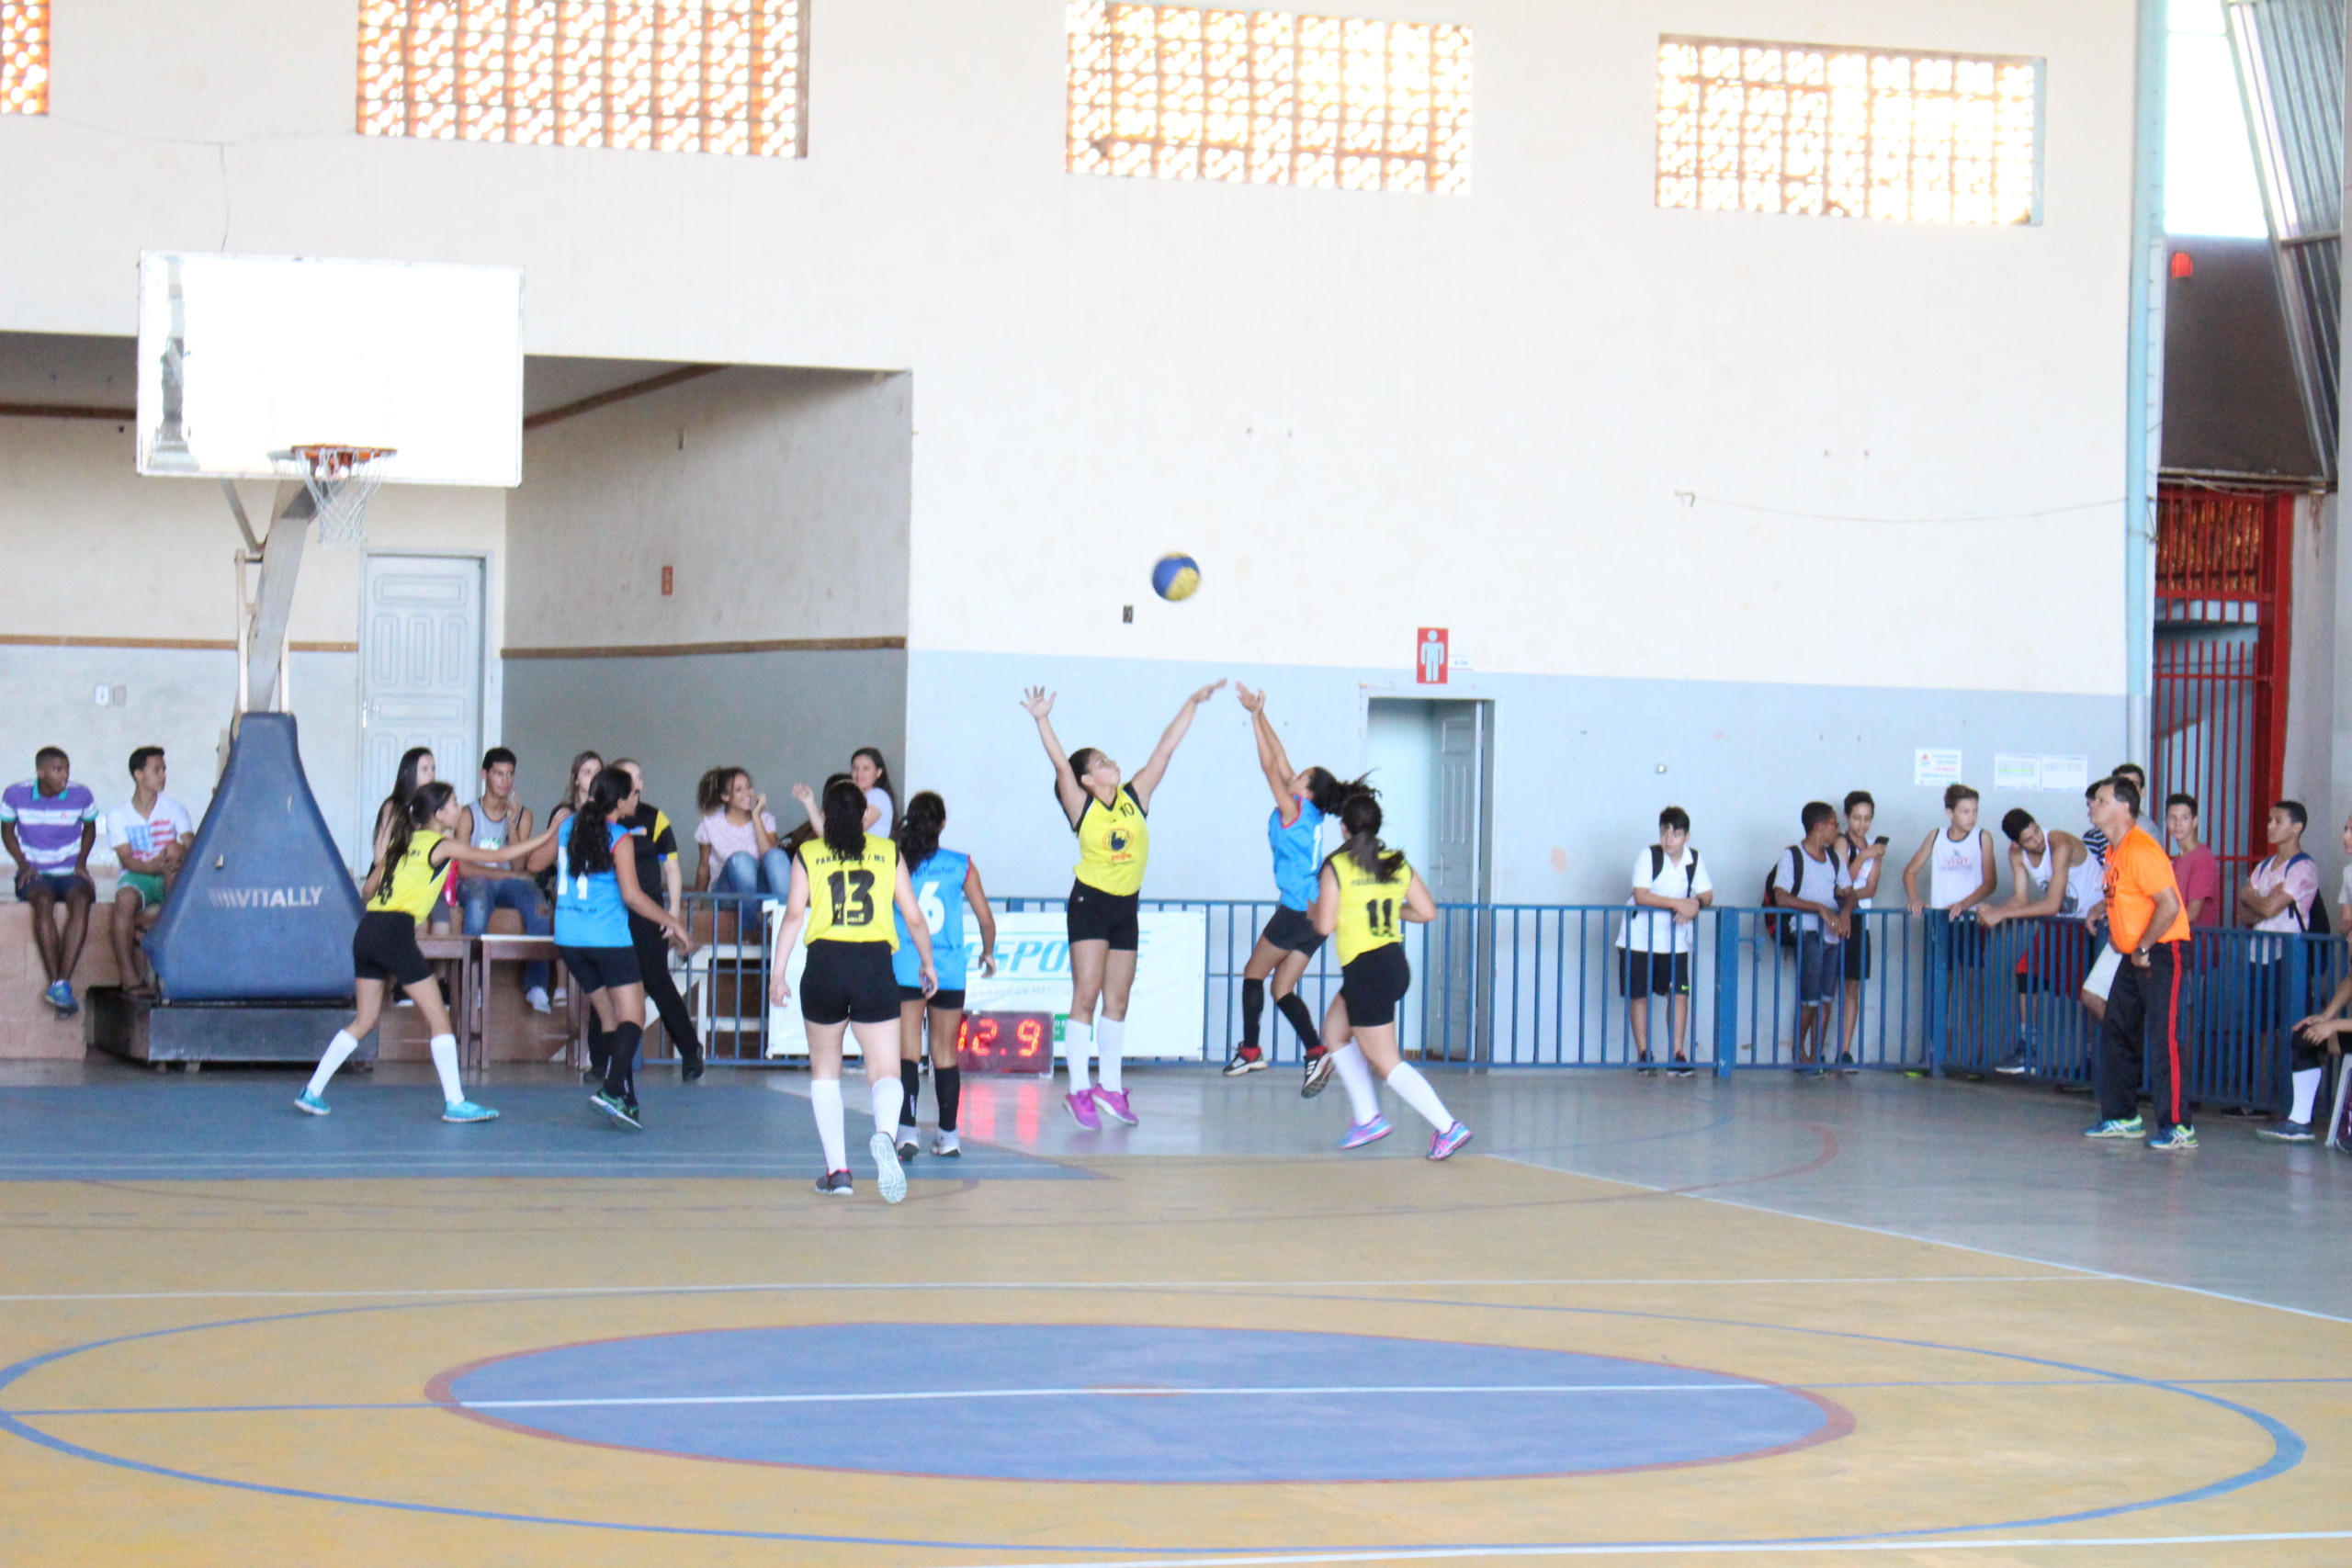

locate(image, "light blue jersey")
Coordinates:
894 848 973 990
553 818 634 947
1269 798 1325 911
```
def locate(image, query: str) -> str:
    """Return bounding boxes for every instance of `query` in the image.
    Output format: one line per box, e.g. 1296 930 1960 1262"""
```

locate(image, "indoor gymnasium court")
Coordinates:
5 1 2352 1564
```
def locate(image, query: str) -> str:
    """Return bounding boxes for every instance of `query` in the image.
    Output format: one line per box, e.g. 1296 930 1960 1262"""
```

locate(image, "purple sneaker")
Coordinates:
1092 1086 1138 1125
1427 1121 1473 1161
1064 1089 1102 1131
1338 1114 1392 1150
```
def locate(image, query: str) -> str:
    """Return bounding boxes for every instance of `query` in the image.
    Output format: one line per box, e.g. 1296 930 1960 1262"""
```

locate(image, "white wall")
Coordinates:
0 0 2139 701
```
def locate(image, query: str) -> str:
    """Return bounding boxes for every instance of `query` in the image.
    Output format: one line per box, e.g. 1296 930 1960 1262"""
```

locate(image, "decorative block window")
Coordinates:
357 0 806 158
1067 2 1471 194
2 0 48 116
1657 37 2041 225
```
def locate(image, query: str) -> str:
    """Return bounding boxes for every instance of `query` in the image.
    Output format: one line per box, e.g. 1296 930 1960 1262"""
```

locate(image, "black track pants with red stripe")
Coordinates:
2096 942 2195 1130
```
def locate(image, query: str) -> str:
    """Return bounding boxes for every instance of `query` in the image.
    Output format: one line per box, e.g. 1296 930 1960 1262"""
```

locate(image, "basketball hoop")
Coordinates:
273 444 395 547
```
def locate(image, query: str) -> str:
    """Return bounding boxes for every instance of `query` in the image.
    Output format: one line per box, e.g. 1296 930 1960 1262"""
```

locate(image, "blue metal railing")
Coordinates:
654 890 2343 1114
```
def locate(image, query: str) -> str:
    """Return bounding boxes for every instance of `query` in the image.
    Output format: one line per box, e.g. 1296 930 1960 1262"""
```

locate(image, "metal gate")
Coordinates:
2152 486 2294 892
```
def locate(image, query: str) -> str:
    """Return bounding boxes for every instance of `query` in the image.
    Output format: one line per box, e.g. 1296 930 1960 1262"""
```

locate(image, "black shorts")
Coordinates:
803 940 899 1026
1339 943 1411 1028
1260 903 1328 958
898 986 968 1010
1618 948 1690 998
558 943 641 994
1067 881 1140 952
353 909 433 988
1841 928 1872 981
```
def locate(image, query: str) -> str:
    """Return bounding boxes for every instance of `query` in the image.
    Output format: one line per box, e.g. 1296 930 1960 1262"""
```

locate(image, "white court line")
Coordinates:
947 1532 2352 1566
460 1382 1788 1411
0 1276 2099 1303
1483 1153 2352 1328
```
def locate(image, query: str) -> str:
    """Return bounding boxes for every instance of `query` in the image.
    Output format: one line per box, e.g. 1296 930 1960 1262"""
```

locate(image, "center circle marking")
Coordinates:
435 1323 1848 1482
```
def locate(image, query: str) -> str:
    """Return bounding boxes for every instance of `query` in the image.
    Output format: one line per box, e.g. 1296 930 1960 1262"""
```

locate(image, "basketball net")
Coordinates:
274 445 395 547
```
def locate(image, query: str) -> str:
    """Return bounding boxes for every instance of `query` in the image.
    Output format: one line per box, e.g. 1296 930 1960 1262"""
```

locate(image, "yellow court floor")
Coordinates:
3 1140 2348 1568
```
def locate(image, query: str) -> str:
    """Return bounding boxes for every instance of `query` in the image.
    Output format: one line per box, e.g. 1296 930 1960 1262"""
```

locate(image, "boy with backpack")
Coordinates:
1769 802 1851 1075
1617 806 1713 1075
2240 802 2329 1141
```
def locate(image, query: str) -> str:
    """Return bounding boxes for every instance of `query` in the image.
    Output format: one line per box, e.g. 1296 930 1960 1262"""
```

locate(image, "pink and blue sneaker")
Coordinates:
1091 1086 1138 1126
1065 1089 1102 1131
1338 1114 1392 1150
1427 1121 1473 1161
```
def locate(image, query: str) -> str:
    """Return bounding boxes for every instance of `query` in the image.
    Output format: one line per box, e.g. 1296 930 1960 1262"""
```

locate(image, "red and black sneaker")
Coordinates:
1301 1046 1335 1099
1222 1044 1267 1077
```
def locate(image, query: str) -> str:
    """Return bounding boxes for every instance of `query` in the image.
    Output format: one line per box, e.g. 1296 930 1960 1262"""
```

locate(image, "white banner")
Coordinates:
765 907 1207 1061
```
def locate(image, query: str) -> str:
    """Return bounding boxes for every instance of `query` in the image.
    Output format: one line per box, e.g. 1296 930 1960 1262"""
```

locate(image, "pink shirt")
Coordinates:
2171 845 2222 927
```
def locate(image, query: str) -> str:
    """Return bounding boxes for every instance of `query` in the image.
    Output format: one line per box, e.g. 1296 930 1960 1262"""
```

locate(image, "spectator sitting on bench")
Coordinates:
103 746 194 998
455 746 554 1014
2 746 101 1016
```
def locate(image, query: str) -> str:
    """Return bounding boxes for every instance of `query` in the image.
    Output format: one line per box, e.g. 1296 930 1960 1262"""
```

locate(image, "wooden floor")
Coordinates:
1 1066 2347 1566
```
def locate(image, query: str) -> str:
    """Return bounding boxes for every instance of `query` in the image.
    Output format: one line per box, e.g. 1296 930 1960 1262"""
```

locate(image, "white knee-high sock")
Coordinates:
1331 1043 1381 1123
810 1078 847 1171
869 1068 905 1137
1095 1017 1125 1094
428 1034 464 1104
2290 1066 2324 1124
306 1031 360 1099
1384 1061 1455 1132
1065 1018 1094 1094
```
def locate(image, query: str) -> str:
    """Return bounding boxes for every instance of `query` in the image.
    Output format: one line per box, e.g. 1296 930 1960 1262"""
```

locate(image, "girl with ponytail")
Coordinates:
1225 684 1351 1088
1310 783 1473 1160
557 766 695 1131
769 776 938 1201
881 790 998 1158
300 780 558 1124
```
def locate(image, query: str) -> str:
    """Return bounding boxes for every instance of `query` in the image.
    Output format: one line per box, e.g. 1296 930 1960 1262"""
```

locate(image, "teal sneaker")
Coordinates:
870 1130 908 1204
2084 1116 2144 1139
442 1100 499 1123
590 1090 641 1131
293 1090 330 1116
2145 1124 2198 1152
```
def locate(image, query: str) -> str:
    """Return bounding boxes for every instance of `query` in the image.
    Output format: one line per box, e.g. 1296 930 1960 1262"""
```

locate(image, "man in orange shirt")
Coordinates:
2084 774 2197 1150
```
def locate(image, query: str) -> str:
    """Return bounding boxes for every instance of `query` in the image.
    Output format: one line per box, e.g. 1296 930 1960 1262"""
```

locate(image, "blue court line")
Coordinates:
12 1372 2347 1420
0 1282 2310 1555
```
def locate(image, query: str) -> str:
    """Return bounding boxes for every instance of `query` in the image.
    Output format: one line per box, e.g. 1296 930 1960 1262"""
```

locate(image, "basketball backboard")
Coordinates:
137 253 522 487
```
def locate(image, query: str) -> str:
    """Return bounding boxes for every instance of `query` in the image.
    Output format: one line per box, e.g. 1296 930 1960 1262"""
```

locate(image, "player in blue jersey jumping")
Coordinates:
1227 686 1351 1094
889 790 999 1157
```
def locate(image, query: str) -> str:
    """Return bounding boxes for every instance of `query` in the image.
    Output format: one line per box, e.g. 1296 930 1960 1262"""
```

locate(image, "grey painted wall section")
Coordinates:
905 649 2129 907
507 367 911 649
501 649 908 848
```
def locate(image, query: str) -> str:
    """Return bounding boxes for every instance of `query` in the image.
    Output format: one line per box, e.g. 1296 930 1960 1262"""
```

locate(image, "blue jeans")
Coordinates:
458 875 551 993
717 848 794 900
1796 931 1840 1008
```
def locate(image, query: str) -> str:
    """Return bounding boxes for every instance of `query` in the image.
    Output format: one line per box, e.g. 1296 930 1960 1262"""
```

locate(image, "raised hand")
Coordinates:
1021 686 1056 719
1187 679 1227 705
790 782 816 809
1235 683 1266 714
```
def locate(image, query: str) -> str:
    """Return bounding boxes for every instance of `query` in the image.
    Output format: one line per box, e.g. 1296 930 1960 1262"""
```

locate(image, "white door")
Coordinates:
360 555 483 849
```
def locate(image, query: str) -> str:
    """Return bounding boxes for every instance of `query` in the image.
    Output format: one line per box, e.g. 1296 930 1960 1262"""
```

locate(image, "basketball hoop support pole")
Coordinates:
232 481 316 716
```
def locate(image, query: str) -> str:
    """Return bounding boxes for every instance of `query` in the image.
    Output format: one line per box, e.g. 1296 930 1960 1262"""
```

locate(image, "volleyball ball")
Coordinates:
1151 553 1202 602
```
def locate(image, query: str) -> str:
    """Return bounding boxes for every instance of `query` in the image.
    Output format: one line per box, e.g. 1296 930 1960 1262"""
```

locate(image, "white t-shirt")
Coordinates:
1618 845 1714 953
865 786 894 828
1782 843 1852 943
695 809 777 865
105 795 195 866
2248 852 2322 936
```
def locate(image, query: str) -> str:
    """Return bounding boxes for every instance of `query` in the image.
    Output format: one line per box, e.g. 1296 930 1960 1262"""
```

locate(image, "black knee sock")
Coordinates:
1240 978 1266 1048
587 1014 610 1078
605 1022 641 1100
1277 991 1322 1054
935 1065 961 1133
899 1059 922 1128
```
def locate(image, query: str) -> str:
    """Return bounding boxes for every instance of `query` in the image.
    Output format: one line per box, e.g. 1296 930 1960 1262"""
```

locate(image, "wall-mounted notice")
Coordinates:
1993 753 2042 791
1913 748 1964 788
2039 754 2090 793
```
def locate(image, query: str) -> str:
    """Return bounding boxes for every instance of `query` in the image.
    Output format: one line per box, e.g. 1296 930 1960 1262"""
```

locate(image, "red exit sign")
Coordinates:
958 1011 1055 1075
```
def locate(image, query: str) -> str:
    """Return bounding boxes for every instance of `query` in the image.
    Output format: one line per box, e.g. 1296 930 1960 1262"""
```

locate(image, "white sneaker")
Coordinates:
551 987 568 1005
930 1130 961 1157
525 987 551 1014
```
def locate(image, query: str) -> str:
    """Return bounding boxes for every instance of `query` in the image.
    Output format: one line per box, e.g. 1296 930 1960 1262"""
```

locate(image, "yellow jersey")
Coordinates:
1328 850 1412 965
798 834 899 946
370 830 449 923
1072 785 1149 897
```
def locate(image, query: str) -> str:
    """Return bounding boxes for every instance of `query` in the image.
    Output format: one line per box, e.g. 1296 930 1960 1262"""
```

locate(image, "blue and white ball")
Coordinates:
1151 552 1202 602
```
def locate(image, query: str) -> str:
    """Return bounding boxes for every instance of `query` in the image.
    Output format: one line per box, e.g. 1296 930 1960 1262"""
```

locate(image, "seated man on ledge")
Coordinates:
2 746 101 1016
105 745 195 998
456 746 553 1013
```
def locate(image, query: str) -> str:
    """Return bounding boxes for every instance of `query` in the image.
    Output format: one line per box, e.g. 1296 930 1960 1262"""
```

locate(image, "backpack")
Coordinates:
1761 845 1804 950
2285 852 2333 936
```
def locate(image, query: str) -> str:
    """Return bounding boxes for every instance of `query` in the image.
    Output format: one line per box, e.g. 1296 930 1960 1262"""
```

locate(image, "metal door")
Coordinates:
1424 702 1491 1061
359 555 484 852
